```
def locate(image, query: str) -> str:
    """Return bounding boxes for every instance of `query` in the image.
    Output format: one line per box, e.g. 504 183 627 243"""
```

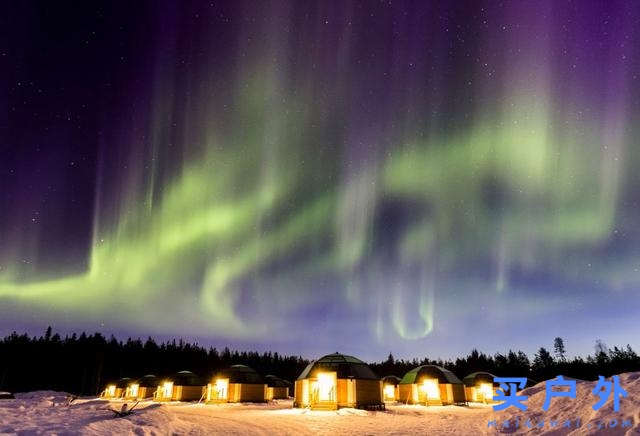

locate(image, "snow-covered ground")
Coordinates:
0 373 638 435
0 395 491 435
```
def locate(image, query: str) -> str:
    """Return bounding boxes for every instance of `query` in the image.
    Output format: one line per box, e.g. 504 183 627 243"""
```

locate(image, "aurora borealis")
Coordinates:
2 1 640 360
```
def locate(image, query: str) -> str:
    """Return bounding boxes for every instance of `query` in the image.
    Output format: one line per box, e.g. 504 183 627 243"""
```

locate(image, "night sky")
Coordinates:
2 1 640 361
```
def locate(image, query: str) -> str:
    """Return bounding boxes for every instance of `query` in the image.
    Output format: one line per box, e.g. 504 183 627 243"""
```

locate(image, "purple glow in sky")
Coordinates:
2 1 640 360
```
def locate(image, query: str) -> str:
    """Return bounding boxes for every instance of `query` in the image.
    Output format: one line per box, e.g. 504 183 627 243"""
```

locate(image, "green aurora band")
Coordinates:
1 80 635 344
3 1 640 358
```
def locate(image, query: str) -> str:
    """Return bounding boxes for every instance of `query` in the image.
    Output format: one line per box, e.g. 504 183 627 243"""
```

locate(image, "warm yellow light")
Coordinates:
478 382 493 400
214 378 229 400
420 379 440 399
128 383 139 398
162 381 173 398
301 379 309 405
316 372 335 401
106 385 116 397
383 384 395 400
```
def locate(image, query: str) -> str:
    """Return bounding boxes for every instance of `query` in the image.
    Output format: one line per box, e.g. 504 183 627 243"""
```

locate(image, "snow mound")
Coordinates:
336 408 369 416
0 395 187 436
14 390 70 401
491 371 640 435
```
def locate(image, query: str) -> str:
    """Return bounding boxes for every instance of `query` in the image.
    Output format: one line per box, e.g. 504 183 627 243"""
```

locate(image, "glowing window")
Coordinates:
214 378 229 400
162 381 173 399
383 384 395 400
106 385 116 397
478 382 493 400
420 379 440 399
129 383 139 398
316 372 336 402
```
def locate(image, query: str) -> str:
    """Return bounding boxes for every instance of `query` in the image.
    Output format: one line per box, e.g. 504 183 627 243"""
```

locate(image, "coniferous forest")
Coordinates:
1 328 639 395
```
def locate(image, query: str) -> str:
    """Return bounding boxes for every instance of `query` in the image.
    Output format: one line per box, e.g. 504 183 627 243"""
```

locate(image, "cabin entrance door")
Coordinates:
208 378 229 401
161 381 173 400
310 372 337 409
477 383 493 403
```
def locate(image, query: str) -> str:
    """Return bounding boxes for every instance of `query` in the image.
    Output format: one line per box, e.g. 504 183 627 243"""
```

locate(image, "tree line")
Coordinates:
1 329 638 395
371 337 640 383
0 327 309 395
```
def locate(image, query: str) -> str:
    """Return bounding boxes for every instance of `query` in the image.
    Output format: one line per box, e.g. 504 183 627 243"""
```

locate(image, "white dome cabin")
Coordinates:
206 364 267 403
462 372 499 403
294 352 383 410
124 374 159 400
398 365 466 405
381 375 401 402
265 375 291 400
155 371 205 402
102 377 131 399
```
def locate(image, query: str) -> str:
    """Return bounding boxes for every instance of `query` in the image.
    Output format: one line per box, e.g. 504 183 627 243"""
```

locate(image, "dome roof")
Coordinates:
264 375 290 388
399 365 462 385
462 372 497 387
135 374 159 388
171 370 204 386
382 375 401 385
297 353 379 380
115 377 132 388
214 364 264 384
